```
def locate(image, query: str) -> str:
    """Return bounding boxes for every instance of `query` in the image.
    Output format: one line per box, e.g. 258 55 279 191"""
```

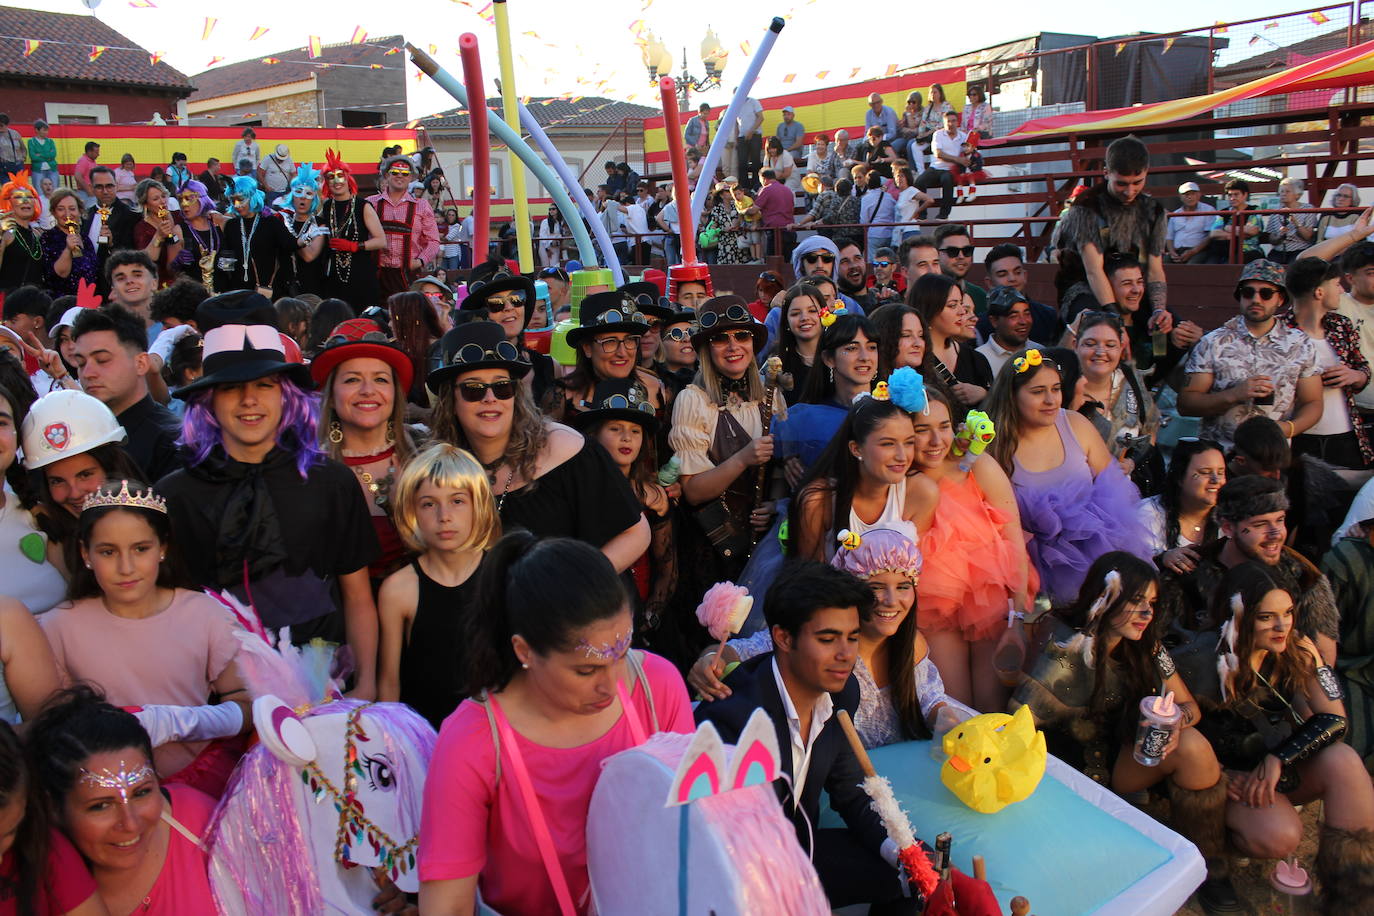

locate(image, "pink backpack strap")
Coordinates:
485 693 578 916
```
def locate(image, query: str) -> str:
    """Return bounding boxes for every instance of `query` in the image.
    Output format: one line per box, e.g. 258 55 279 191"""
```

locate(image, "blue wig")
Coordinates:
230 174 265 214
289 162 322 215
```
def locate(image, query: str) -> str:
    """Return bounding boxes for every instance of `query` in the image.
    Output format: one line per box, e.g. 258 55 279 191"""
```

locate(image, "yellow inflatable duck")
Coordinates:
940 706 1046 814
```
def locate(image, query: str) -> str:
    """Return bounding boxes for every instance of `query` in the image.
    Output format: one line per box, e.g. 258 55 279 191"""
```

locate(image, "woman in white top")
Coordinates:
114 153 138 204
1137 437 1226 572
762 137 798 192
891 166 932 244
0 385 67 616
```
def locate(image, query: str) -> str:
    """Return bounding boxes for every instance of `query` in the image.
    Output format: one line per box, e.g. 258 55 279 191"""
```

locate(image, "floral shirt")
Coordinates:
1279 308 1373 463
1185 315 1320 447
1208 209 1265 253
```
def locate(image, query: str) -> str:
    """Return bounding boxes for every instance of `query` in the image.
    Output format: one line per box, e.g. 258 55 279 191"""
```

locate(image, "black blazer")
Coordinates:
694 652 888 856
81 199 138 252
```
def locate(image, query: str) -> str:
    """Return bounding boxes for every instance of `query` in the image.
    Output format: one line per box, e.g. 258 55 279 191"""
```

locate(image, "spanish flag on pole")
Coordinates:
308 36 323 59
21 39 39 57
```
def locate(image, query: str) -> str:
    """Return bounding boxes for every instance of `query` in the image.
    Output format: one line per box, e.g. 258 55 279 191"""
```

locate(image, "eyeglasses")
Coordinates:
802 252 835 265
698 304 752 328
940 246 975 258
455 340 521 364
598 394 657 414
1190 470 1225 482
870 260 893 268
662 326 695 342
592 335 642 354
457 379 517 402
710 329 755 345
1239 285 1280 301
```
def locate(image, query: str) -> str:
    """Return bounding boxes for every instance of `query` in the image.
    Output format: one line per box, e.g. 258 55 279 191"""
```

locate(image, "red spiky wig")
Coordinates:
322 149 357 195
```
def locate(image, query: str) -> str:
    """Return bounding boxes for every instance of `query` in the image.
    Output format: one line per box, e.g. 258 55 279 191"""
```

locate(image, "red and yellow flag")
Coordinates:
782 73 796 83
884 64 898 76
21 39 39 57
1310 11 1331 24
351 26 368 45
816 70 829 80
249 26 269 41
369 64 383 70
385 47 401 55
128 0 156 7
207 56 224 67
308 36 323 58
148 51 163 65
262 57 280 64
201 17 217 41
88 45 107 62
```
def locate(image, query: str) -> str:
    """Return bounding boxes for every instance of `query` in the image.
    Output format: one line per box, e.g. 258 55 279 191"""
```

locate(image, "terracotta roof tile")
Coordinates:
189 35 403 101
421 96 658 130
0 5 191 91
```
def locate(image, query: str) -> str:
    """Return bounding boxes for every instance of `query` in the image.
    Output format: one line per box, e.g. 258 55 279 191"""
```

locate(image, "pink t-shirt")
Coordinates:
74 155 97 191
143 784 217 915
0 829 97 916
41 589 240 775
419 651 693 915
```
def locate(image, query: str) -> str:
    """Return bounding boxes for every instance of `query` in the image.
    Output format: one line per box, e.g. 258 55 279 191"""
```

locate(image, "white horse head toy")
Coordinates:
586 708 829 916
205 626 435 915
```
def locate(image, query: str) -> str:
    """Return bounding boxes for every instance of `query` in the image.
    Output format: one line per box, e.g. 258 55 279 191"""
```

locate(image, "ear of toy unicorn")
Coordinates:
726 707 782 790
253 694 318 768
665 720 726 807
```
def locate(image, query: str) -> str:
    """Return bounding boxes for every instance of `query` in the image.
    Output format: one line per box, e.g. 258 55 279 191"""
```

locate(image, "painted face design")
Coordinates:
577 629 633 661
327 170 349 192
79 760 156 806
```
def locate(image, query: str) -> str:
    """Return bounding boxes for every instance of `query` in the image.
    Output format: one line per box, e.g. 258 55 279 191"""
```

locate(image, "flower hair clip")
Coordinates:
836 528 862 550
1013 349 1044 373
887 366 928 414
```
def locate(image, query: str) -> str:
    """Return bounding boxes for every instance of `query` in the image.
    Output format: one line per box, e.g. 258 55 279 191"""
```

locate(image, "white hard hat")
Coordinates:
20 390 128 470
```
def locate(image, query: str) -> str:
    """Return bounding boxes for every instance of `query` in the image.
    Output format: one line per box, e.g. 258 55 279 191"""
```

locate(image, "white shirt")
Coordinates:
977 337 1043 377
1336 291 1374 410
770 657 833 809
624 201 649 235
930 128 967 171
738 97 764 139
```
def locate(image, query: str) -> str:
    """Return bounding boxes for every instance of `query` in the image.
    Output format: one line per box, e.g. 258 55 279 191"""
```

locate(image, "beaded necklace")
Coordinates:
8 225 39 261
327 197 356 283
238 215 260 283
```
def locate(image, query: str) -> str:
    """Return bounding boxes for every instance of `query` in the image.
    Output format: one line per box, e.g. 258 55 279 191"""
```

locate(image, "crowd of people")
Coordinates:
0 114 1372 916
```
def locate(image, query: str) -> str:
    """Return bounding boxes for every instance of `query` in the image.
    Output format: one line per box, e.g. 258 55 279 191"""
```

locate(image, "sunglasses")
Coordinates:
455 340 521 364
697 304 752 328
802 252 835 265
387 168 413 177
662 326 695 343
485 292 527 313
870 260 893 268
458 379 517 402
710 329 755 345
940 245 975 258
1238 285 1280 301
592 335 642 354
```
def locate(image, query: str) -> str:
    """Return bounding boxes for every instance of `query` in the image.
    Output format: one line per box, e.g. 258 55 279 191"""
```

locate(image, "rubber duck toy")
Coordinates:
940 705 1046 814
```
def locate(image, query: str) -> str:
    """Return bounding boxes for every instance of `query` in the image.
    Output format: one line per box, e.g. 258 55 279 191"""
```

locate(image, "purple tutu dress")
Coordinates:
1012 409 1149 605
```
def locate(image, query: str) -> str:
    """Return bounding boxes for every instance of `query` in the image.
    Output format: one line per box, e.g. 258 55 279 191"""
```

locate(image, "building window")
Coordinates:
45 103 109 124
459 160 504 198
530 158 583 201
341 110 385 128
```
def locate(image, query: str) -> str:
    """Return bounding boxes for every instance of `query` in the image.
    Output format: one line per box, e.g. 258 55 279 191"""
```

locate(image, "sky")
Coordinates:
10 0 1352 120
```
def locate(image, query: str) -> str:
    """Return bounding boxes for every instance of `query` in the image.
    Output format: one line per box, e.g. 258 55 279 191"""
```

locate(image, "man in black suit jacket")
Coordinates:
695 561 918 914
81 165 139 297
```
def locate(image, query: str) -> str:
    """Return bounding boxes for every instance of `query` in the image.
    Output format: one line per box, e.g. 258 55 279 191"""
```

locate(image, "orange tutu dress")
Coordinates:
918 470 1037 640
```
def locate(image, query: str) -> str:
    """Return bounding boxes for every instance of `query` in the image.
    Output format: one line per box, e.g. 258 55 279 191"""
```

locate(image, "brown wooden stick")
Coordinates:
836 709 877 779
972 854 986 882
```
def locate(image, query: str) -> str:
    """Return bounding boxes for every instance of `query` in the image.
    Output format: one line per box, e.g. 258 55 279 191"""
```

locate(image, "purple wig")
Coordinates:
179 376 325 477
177 178 215 218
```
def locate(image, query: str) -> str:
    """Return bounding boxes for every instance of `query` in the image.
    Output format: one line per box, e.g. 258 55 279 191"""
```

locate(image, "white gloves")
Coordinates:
148 322 198 367
133 702 244 747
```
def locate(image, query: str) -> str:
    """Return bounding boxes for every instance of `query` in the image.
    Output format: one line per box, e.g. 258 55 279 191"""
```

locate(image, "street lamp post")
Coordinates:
640 27 728 112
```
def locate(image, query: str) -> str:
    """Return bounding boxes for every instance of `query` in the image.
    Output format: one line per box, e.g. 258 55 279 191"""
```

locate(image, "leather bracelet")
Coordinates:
1273 712 1346 792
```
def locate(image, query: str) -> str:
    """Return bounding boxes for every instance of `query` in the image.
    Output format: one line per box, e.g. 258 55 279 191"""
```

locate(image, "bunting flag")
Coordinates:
406 119 421 129
1214 22 1228 33
249 26 269 41
1310 11 1331 24
815 69 830 79
148 51 163 65
21 39 39 57
1162 37 1176 53
385 46 401 55
1265 21 1279 29
428 44 437 54
414 69 424 82
477 2 495 23
350 26 368 44
308 35 323 58
998 38 1374 142
369 63 383 69
201 17 217 41
88 45 107 62
1115 42 1127 55
884 64 898 76
849 67 861 78
207 56 224 67
128 0 156 6
739 40 752 55
782 73 796 83
262 57 280 64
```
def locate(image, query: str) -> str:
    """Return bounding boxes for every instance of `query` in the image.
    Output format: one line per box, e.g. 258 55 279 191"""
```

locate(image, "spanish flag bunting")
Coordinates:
262 57 280 64
1265 21 1279 29
1214 22 1228 33
782 73 796 83
249 26 269 41
641 0 653 9
428 44 437 55
849 66 861 78
350 26 367 44
739 40 752 55
406 119 421 129
369 63 383 70
385 46 401 55
21 39 39 57
477 2 495 24
816 69 829 79
88 45 107 62
415 69 425 82
207 56 224 67
1162 37 1176 53
884 63 897 76
128 0 156 7
1309 11 1330 24
148 51 163 65
308 36 323 58
201 17 217 41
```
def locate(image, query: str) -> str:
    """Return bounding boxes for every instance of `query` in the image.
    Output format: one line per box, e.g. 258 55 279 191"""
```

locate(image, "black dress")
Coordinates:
274 216 327 299
497 438 643 548
0 225 43 292
212 213 297 293
398 559 477 729
319 197 381 310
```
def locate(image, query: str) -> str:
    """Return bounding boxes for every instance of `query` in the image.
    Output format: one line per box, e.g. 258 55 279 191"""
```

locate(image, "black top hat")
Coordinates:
173 323 313 399
566 289 652 347
617 281 674 322
689 295 767 352
567 377 660 435
463 272 537 326
428 320 532 388
194 289 279 334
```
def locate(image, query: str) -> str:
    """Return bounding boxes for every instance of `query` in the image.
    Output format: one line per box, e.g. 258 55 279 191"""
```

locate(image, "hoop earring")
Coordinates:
328 419 343 444
386 419 395 444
